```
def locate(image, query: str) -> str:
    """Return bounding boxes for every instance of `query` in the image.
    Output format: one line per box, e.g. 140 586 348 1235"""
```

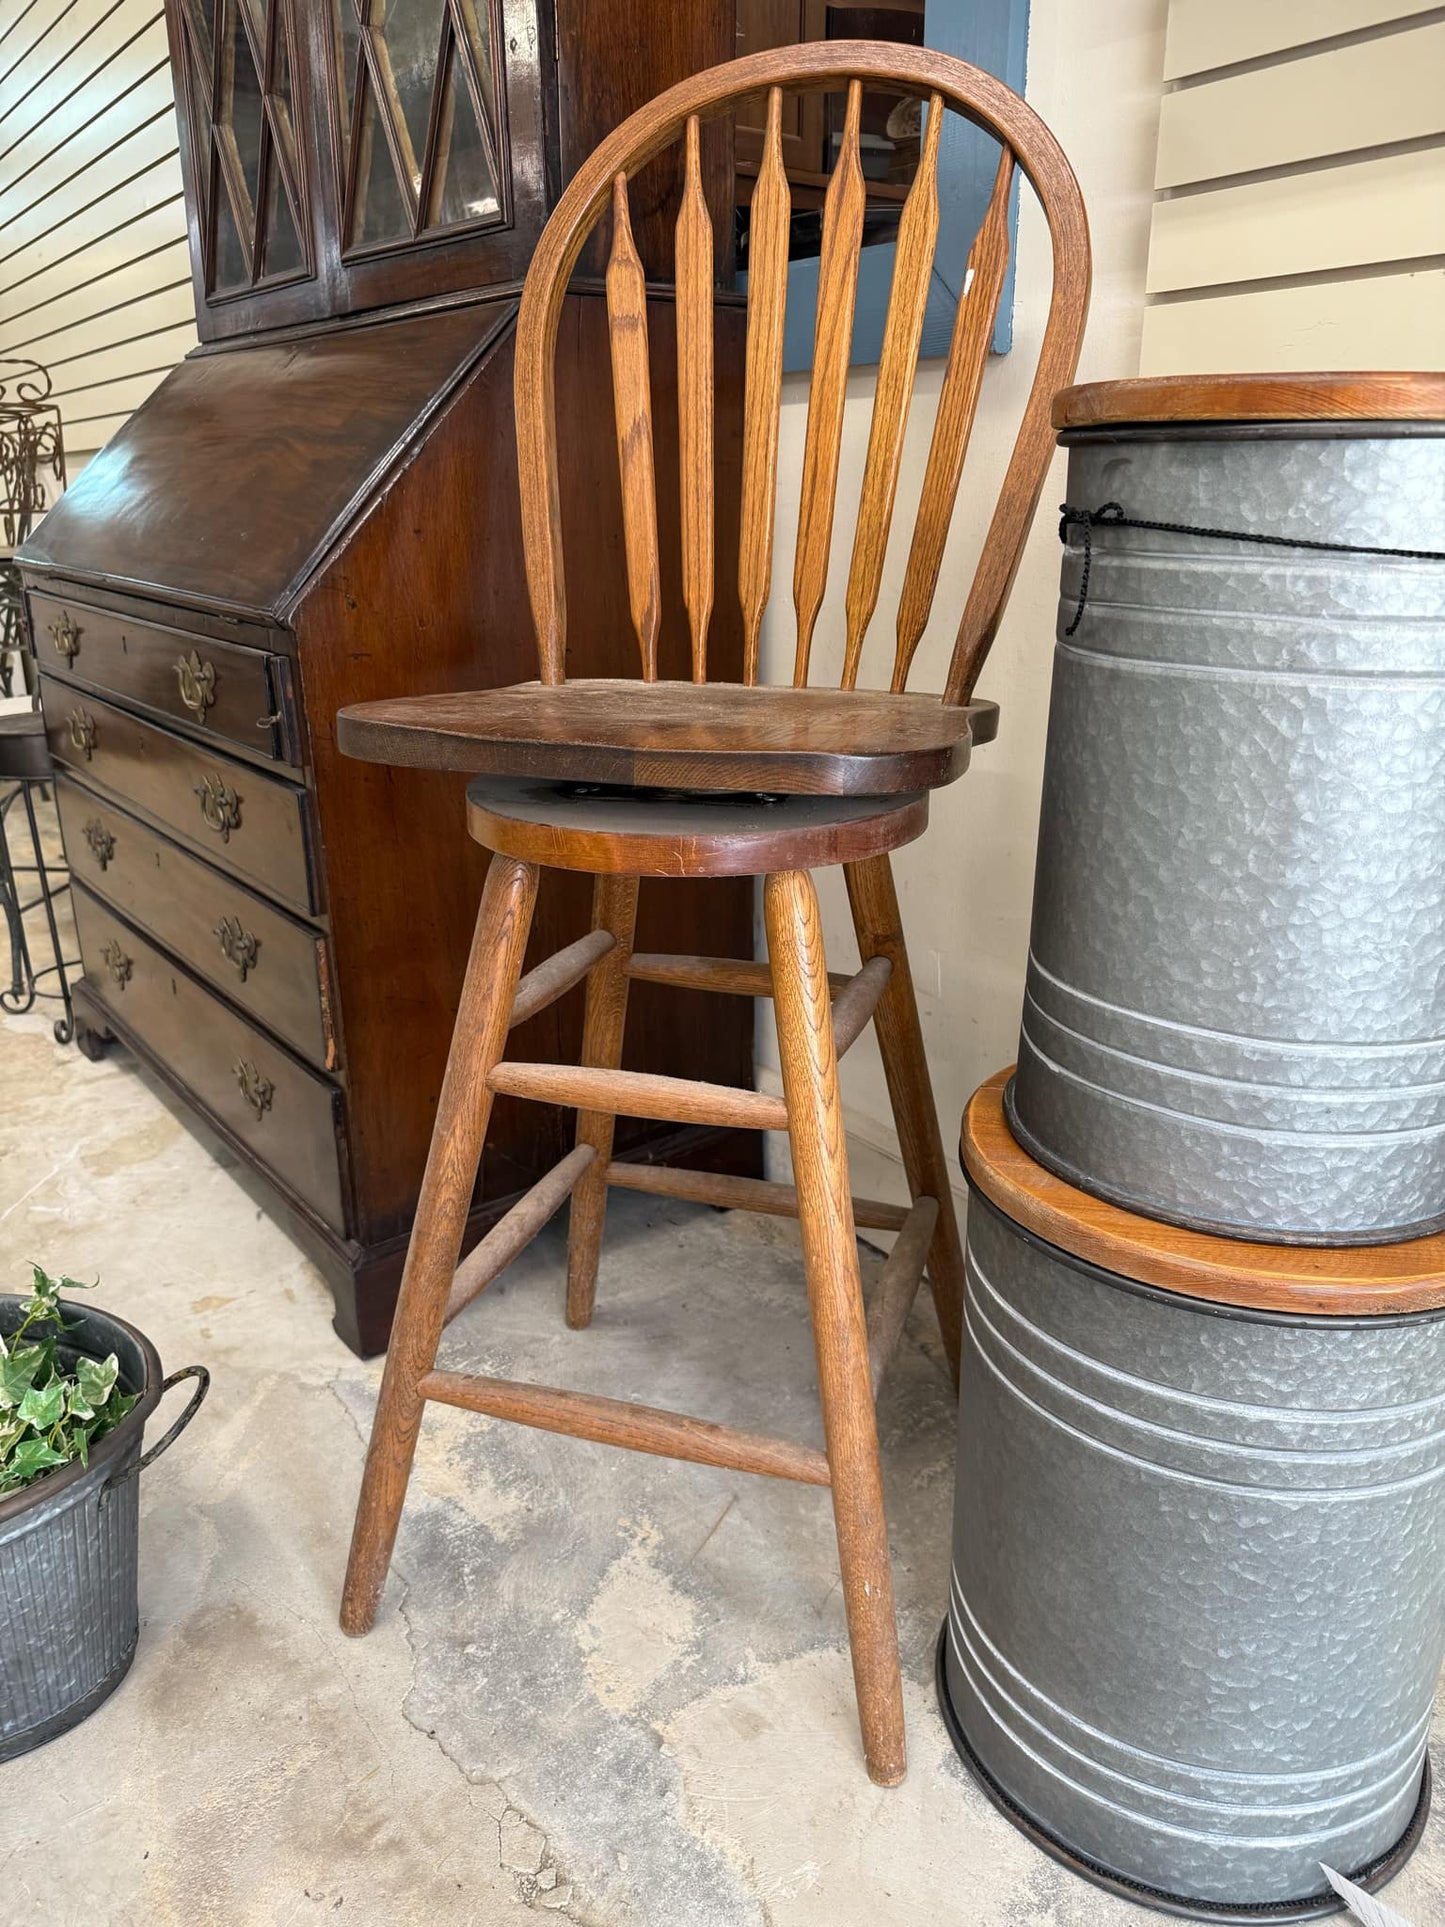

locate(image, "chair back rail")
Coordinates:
514 41 1090 705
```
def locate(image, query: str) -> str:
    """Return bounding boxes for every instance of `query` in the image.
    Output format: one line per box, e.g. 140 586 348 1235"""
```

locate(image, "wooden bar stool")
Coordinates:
336 42 1090 1785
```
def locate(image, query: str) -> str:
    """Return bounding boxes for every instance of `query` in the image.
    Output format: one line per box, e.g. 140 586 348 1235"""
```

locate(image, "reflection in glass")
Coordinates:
430 54 499 228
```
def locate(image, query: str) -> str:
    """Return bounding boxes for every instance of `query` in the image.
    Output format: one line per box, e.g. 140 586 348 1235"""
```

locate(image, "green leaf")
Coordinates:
17 1380 65 1430
73 1353 118 1413
3 1437 67 1487
0 1345 46 1411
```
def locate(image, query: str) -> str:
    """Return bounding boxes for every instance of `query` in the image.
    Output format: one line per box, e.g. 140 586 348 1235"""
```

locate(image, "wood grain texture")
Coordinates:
738 86 790 686
465 775 931 879
605 175 662 680
509 929 616 1030
792 79 865 690
845 854 965 1384
866 1195 937 1397
338 680 985 795
341 853 539 1636
565 874 639 1328
513 41 1091 710
896 148 1013 695
765 867 905 1787
842 94 942 691
604 1159 912 1232
829 954 892 1060
676 114 715 682
418 1370 832 1486
488 1059 788 1133
1055 371 1445 429
445 1145 597 1324
627 953 852 998
964 1071 1445 1317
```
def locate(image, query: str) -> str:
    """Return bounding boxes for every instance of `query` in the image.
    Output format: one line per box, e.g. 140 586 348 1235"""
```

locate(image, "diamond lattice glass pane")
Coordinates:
355 82 411 242
372 0 445 175
333 0 363 150
224 5 266 215
213 166 249 289
430 51 498 228
262 162 304 276
268 7 301 181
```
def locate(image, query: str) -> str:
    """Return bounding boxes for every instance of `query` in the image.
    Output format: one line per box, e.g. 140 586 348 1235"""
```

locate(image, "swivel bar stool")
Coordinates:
336 42 1090 1785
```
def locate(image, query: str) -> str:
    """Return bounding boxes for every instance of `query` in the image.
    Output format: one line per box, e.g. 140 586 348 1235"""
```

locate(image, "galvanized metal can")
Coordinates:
940 1182 1445 1916
1009 382 1445 1242
0 1298 208 1760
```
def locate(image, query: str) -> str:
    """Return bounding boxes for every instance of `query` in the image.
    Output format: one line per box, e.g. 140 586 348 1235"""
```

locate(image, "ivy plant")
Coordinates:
0 1268 135 1497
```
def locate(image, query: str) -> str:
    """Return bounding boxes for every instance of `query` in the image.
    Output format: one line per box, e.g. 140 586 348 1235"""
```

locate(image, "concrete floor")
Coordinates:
1 968 1443 1921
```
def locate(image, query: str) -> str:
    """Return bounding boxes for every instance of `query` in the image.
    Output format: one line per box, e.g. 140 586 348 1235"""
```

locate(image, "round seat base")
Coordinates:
464 776 930 876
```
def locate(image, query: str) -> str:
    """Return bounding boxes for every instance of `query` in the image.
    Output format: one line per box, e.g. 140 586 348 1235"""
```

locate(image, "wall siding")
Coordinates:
0 1 195 475
1142 9 1445 373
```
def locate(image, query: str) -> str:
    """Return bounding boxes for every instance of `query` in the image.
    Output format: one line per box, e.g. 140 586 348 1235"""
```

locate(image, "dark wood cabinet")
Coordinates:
17 0 759 1353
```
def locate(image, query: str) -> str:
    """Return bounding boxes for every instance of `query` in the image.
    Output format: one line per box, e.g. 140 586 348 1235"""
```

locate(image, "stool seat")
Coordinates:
338 679 999 795
464 774 930 876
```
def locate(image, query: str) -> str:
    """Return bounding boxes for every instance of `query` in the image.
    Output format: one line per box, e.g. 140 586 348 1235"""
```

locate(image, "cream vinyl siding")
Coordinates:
0 1 196 475
1141 8 1445 374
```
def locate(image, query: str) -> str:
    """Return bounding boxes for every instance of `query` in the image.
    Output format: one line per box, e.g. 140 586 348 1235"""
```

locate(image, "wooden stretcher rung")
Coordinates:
626 952 851 998
445 1144 597 1324
510 930 616 1028
418 1368 832 1485
487 1059 788 1132
830 954 892 1058
604 1158 911 1231
866 1195 938 1397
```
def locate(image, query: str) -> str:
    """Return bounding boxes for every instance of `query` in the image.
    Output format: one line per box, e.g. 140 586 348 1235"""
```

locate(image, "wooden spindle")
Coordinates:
792 79 865 688
738 87 790 686
606 172 662 680
892 147 1014 693
840 95 942 690
676 115 715 682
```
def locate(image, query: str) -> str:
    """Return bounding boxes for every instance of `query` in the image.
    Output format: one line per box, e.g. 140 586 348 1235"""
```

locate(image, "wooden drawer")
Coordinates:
55 772 337 1072
29 592 298 764
73 885 347 1234
42 680 317 915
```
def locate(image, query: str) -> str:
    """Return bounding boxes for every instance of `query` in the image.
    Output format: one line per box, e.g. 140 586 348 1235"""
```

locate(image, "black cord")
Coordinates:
1058 502 1445 637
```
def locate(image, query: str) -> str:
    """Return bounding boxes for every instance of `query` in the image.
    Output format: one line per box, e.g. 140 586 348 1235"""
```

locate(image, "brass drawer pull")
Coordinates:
48 612 81 662
195 774 242 840
82 818 115 870
215 914 260 982
99 938 132 988
176 648 217 716
67 709 97 760
234 1059 274 1118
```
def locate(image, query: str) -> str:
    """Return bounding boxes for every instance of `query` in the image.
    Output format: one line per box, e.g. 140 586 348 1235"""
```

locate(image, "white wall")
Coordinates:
756 1 1168 1211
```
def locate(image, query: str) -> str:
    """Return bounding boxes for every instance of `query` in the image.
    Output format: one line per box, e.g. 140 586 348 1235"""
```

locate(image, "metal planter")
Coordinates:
0 1297 208 1760
939 1189 1444 1917
1009 419 1445 1242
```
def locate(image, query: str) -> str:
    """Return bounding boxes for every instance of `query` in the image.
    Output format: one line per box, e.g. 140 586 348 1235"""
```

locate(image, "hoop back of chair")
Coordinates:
515 43 1090 705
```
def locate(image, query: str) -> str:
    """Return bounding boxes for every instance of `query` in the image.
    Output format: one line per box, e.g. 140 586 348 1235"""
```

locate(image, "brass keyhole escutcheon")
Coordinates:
82 818 115 870
99 939 132 989
234 1059 274 1118
48 612 80 662
176 649 217 716
215 914 260 982
195 774 242 841
67 709 97 761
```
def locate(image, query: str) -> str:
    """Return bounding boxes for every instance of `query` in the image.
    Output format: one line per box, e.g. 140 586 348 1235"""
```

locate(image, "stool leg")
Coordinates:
565 874 640 1328
341 853 539 1636
765 867 906 1787
845 854 965 1389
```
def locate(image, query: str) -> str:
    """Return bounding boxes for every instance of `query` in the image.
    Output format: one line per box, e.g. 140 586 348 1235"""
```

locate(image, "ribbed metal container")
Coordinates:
1009 400 1445 1242
940 1189 1445 1917
0 1298 206 1760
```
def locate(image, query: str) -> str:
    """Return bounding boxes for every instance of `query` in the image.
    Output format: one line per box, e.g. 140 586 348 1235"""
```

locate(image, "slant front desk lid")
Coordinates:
1054 370 1445 430
17 300 516 623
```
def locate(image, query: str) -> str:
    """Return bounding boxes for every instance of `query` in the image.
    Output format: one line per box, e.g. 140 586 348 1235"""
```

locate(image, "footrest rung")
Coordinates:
418 1370 832 1486
830 955 893 1059
605 1159 910 1232
510 930 615 1029
627 953 850 998
445 1145 597 1324
866 1195 938 1397
488 1060 787 1132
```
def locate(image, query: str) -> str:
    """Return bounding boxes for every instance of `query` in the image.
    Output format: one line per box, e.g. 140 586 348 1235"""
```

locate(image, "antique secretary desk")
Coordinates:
17 0 758 1352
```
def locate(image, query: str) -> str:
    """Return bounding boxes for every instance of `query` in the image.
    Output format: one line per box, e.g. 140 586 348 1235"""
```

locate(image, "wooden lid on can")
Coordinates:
1053 371 1445 433
961 1071 1445 1317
